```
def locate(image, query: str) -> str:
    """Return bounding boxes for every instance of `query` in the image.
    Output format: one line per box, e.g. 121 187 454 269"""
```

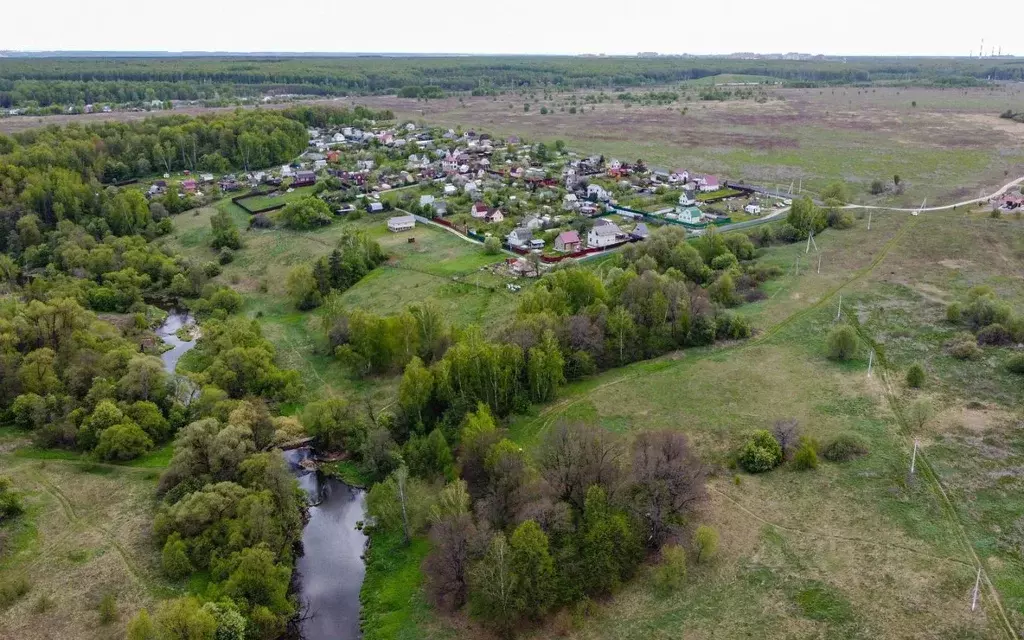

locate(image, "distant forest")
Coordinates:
1 56 1023 108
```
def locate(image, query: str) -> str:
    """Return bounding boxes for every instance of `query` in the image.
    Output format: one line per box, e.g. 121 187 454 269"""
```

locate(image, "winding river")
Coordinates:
154 310 369 640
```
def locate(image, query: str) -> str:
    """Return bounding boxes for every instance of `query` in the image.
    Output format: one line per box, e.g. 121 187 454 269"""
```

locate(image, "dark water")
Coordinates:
284 448 368 640
155 310 195 373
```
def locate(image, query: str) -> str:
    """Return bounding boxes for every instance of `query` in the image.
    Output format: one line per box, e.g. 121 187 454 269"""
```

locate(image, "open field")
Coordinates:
163 203 519 406
360 85 1024 207
360 206 1024 639
0 448 170 640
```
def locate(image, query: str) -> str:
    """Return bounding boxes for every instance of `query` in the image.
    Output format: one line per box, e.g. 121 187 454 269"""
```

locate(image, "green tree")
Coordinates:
693 524 719 563
483 236 502 255
654 544 687 593
821 181 850 205
826 324 859 361
786 197 824 239
527 331 565 403
905 363 926 388
161 533 193 579
0 476 25 523
210 209 241 250
405 429 454 480
301 398 362 452
127 608 157 640
469 533 521 635
399 356 433 427
154 597 218 640
792 437 819 470
279 196 332 230
286 264 322 311
95 421 154 461
579 485 642 595
509 520 555 619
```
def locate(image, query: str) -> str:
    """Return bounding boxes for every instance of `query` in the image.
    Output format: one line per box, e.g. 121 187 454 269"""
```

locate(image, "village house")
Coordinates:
292 171 317 187
563 193 580 211
432 200 448 217
367 201 385 213
630 222 650 240
587 184 610 202
471 201 490 218
744 202 762 215
555 230 581 253
507 227 533 249
181 179 197 193
484 209 505 224
698 175 721 192
443 183 458 196
678 188 697 207
419 194 435 208
587 219 625 249
676 206 704 224
387 215 416 232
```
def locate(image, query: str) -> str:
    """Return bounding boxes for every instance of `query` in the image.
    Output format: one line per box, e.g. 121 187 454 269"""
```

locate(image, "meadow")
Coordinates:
357 206 1024 639
162 202 518 406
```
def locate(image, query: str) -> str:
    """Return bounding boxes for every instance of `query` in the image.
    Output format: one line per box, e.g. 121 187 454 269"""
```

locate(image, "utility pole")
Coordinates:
817 253 822 274
836 295 842 320
971 568 982 611
867 210 872 230
867 350 873 377
910 439 919 475
806 231 813 253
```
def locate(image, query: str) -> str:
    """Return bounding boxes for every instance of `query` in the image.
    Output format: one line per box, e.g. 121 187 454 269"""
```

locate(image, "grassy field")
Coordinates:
362 206 1024 639
235 184 321 211
361 85 1024 208
163 202 519 407
0 444 172 640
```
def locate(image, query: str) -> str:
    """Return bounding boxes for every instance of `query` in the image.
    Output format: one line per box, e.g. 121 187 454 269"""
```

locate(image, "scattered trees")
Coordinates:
826 324 859 361
279 196 332 230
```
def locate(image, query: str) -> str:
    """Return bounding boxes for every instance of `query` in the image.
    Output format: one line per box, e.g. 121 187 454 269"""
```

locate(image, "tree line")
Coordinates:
3 56 1023 108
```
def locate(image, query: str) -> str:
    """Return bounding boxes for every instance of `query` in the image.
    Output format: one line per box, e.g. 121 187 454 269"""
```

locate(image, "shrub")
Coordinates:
948 332 981 360
1007 354 1024 375
869 179 886 195
946 302 962 324
250 213 274 229
822 434 869 462
31 593 55 614
693 525 719 563
217 248 234 265
792 437 819 470
0 476 24 521
738 430 783 473
826 324 859 361
905 363 926 388
0 575 30 609
94 422 153 461
202 262 221 278
654 544 687 594
98 592 118 624
906 398 933 431
977 323 1012 346
483 236 502 255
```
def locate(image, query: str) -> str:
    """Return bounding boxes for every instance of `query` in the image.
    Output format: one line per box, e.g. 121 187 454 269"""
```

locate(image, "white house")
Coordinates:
443 184 458 196
587 219 625 249
419 194 435 207
676 206 704 223
587 184 610 201
678 188 697 207
507 227 533 249
698 175 721 192
744 203 762 215
387 215 416 232
405 122 416 131
523 216 543 231
563 193 580 211
357 159 375 171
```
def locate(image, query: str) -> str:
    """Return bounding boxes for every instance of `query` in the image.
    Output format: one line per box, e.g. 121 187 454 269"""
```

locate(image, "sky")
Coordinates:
3 0 1018 57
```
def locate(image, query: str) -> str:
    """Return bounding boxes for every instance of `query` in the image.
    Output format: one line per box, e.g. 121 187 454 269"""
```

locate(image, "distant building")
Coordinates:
507 227 533 249
587 219 625 249
387 215 416 232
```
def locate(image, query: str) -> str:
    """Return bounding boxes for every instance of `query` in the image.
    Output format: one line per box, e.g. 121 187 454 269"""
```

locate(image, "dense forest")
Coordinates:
2 56 1022 108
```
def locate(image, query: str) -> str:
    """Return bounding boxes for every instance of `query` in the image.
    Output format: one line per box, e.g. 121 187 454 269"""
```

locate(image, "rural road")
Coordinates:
844 175 1024 213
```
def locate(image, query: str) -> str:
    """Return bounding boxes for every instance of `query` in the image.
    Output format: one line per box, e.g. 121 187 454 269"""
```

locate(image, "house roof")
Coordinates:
591 221 622 236
557 230 580 243
389 215 415 225
703 175 719 185
632 223 650 238
510 227 532 240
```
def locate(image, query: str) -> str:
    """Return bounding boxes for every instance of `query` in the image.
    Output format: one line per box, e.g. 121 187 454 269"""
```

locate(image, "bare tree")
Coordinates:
772 419 800 460
538 422 624 512
424 513 477 611
629 430 706 548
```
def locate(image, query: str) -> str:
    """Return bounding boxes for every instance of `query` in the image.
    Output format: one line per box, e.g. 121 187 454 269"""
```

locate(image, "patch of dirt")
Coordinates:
939 259 972 269
934 405 1014 435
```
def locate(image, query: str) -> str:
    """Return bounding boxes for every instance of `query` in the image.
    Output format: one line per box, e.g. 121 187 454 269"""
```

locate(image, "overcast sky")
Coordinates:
3 0 1018 57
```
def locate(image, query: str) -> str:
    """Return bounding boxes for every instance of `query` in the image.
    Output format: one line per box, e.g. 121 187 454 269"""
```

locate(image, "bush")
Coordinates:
0 575 30 609
94 422 153 461
826 324 859 361
98 592 118 624
1007 354 1024 375
905 363 925 388
946 302 962 324
948 332 981 360
654 544 687 594
162 534 193 580
249 213 274 229
483 236 502 255
217 248 234 265
822 433 869 462
977 323 1012 346
792 437 819 470
693 525 719 563
202 262 221 278
737 430 783 473
869 179 886 195
0 476 24 521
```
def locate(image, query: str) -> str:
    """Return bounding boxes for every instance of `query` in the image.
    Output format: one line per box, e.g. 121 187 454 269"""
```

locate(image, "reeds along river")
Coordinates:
154 311 369 640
